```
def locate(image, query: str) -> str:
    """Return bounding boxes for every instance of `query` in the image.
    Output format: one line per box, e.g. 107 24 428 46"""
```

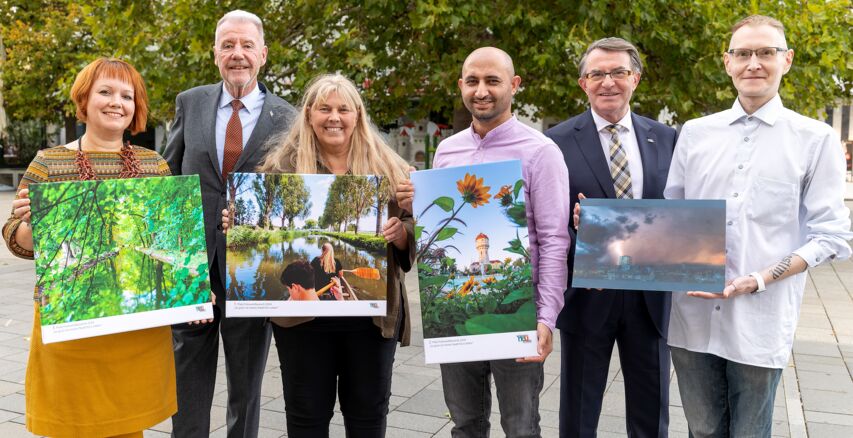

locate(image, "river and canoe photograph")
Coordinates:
29 175 213 343
411 160 538 363
225 173 388 317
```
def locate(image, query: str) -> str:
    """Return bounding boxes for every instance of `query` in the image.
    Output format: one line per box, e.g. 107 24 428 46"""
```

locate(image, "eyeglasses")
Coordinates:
582 69 634 82
726 47 789 61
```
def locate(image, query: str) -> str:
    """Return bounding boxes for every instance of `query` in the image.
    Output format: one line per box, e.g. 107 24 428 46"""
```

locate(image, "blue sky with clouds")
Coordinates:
411 160 528 268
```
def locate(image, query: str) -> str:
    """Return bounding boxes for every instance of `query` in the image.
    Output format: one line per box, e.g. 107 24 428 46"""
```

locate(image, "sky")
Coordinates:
411 160 528 268
233 174 380 232
575 199 726 266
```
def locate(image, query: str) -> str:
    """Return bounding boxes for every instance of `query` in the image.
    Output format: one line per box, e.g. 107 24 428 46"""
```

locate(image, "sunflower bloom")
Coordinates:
457 276 477 296
457 173 491 208
494 185 513 206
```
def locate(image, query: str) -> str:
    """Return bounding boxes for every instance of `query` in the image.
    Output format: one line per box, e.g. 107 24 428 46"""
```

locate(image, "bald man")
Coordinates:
400 47 570 437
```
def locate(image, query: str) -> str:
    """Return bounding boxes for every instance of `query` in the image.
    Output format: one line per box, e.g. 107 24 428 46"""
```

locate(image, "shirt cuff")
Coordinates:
3 219 34 259
536 314 556 333
793 240 834 268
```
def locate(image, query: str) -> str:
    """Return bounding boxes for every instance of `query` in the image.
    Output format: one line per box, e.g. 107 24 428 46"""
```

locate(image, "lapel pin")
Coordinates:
270 111 274 118
647 138 655 143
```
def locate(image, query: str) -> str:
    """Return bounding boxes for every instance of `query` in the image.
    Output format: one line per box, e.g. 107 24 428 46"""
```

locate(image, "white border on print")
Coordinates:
226 300 387 317
423 330 539 364
41 302 214 344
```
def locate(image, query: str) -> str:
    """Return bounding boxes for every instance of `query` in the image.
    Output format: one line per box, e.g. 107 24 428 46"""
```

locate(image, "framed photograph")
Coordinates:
573 198 726 292
412 160 538 364
29 175 213 343
226 173 388 317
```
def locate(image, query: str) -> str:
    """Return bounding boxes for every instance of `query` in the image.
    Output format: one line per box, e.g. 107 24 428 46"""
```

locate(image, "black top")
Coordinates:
311 256 342 301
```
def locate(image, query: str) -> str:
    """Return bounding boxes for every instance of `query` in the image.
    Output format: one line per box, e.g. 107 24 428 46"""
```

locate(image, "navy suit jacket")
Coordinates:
545 110 676 336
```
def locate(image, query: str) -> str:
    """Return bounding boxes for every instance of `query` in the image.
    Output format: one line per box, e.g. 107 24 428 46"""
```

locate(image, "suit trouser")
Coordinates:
171 256 272 438
559 291 670 438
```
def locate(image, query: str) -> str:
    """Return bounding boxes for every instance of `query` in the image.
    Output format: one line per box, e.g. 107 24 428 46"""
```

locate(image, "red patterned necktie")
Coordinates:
221 99 244 182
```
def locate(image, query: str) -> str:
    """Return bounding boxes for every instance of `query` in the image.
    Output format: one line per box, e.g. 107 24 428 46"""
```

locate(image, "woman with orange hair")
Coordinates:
2 58 176 437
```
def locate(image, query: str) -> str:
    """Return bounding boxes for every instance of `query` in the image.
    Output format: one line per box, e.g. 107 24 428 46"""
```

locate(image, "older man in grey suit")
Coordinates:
162 10 295 438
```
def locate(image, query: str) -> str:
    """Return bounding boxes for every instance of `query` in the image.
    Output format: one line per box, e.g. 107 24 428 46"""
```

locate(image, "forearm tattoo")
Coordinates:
771 254 794 280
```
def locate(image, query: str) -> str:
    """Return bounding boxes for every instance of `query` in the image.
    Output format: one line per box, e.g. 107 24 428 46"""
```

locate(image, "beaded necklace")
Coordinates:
74 134 142 180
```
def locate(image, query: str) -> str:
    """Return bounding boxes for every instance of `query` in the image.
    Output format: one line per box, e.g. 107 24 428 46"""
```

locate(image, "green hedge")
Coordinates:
227 225 273 247
317 231 387 252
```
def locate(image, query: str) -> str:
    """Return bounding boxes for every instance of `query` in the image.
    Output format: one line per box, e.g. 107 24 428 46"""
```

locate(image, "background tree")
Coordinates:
2 0 849 138
347 176 375 234
251 173 281 229
278 175 311 229
371 176 390 236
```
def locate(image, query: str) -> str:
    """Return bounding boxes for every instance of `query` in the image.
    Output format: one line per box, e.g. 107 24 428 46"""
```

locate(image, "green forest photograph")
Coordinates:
226 173 388 315
29 175 210 329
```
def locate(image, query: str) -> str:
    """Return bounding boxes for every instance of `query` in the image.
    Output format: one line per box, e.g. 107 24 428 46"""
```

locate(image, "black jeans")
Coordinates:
272 318 397 438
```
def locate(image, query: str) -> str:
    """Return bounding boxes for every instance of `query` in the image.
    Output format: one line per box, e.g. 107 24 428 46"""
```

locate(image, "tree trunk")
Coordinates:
64 115 78 144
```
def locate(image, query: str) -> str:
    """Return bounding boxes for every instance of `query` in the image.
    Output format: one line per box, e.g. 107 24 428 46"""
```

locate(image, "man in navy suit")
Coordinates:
545 37 676 438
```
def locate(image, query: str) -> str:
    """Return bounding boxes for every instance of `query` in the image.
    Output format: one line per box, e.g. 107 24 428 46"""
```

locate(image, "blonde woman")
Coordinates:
225 73 413 436
311 242 343 300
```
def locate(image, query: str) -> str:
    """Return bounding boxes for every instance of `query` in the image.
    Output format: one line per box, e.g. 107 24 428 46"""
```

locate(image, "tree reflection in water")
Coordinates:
227 235 387 301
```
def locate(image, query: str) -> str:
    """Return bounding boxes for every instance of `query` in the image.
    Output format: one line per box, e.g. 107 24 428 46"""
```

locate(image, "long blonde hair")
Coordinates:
258 74 409 195
320 242 336 274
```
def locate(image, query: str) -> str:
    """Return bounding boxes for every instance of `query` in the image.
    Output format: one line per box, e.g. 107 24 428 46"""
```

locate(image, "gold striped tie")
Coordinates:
606 124 633 199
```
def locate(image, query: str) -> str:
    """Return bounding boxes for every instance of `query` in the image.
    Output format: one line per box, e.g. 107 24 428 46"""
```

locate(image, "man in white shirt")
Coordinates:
664 14 852 437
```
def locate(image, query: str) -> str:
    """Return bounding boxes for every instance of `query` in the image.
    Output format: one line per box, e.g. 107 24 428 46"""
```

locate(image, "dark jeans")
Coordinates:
671 347 783 438
171 257 272 438
272 319 397 438
440 359 544 438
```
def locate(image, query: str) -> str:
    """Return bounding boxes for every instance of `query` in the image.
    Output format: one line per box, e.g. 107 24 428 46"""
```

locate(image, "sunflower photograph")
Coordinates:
412 160 535 353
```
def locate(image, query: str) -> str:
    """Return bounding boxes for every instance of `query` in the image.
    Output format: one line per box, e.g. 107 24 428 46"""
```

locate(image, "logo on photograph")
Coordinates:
369 303 379 309
196 305 206 312
516 334 532 343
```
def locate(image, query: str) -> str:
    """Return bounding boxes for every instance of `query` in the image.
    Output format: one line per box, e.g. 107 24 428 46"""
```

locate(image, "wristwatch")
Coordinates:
749 272 766 294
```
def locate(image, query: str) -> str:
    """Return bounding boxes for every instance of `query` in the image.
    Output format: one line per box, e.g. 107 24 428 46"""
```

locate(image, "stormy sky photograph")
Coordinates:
573 199 726 292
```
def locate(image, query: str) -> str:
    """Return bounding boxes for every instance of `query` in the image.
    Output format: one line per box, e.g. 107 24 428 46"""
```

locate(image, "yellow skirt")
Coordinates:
26 303 177 437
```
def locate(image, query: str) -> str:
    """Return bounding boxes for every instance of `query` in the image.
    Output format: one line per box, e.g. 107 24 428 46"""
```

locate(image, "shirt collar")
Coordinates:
728 94 783 126
468 115 518 142
591 109 633 133
219 83 264 113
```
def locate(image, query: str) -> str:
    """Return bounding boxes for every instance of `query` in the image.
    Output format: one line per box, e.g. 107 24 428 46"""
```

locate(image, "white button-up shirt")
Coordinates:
664 95 852 368
591 110 644 199
215 84 265 170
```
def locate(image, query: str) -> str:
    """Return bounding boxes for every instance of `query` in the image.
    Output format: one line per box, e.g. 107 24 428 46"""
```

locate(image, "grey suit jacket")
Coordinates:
162 82 296 283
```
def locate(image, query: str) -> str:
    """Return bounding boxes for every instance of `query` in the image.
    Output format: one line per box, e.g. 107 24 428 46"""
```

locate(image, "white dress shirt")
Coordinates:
664 95 853 368
591 110 644 199
215 84 265 170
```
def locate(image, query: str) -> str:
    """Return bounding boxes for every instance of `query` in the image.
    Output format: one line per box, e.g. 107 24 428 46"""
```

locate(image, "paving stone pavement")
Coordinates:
0 190 849 437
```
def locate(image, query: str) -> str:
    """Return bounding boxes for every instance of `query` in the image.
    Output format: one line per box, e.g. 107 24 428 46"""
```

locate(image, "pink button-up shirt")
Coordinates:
433 116 571 331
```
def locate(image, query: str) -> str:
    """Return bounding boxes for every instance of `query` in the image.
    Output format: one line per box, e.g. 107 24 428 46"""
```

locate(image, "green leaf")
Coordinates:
433 196 455 212
513 179 524 199
500 286 534 305
414 225 424 240
464 313 533 335
418 274 449 289
454 323 470 336
434 227 458 242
